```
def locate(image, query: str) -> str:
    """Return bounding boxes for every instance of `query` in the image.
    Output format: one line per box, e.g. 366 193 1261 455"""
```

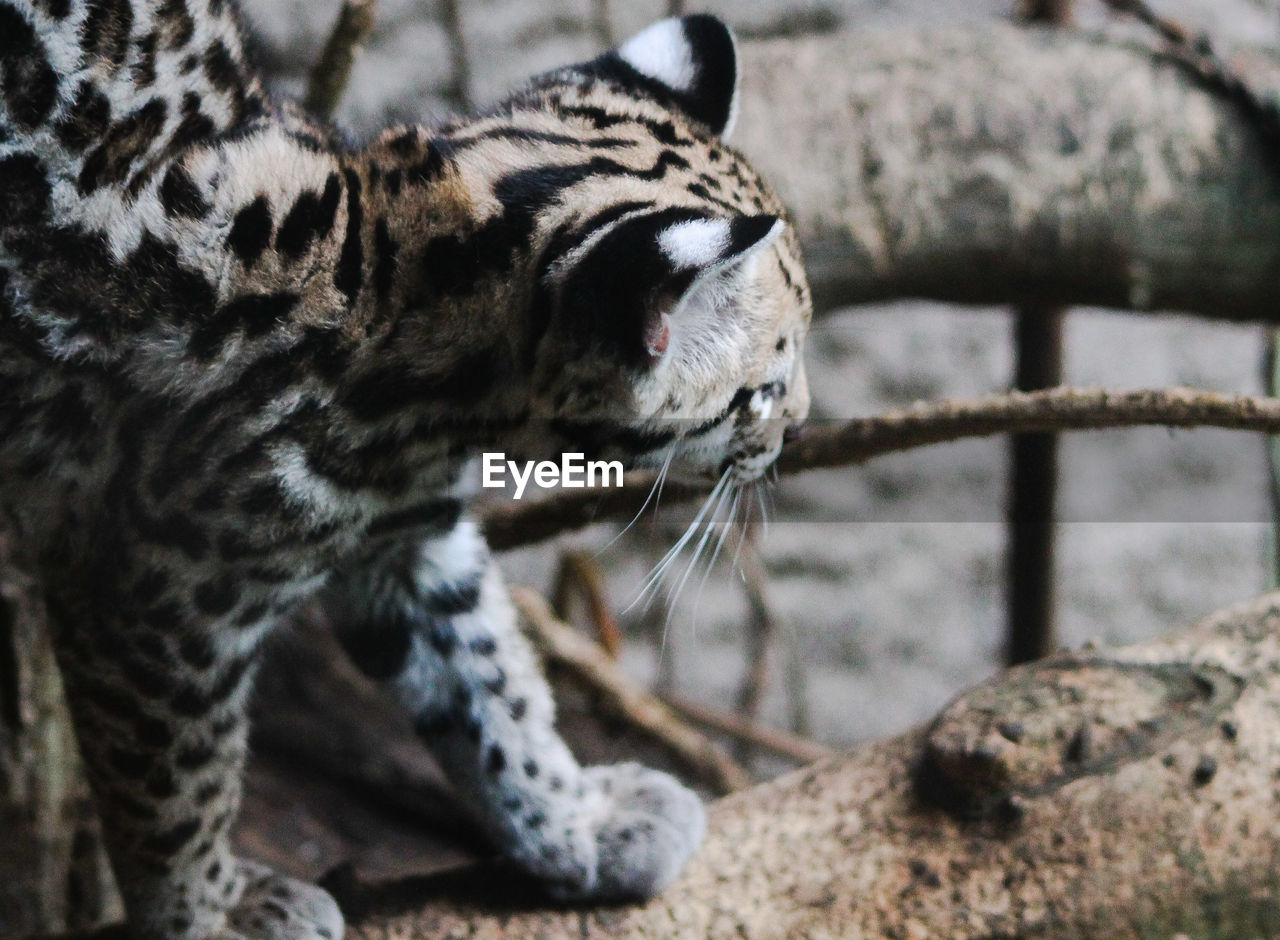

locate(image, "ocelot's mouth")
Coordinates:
718 454 777 484
699 447 772 484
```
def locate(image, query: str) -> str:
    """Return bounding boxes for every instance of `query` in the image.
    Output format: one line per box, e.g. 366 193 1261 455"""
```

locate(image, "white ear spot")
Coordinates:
617 19 696 92
658 218 730 270
721 95 740 140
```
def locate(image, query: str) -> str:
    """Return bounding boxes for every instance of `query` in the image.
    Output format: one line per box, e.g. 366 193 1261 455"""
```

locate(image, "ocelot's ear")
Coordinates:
553 208 784 370
584 15 740 139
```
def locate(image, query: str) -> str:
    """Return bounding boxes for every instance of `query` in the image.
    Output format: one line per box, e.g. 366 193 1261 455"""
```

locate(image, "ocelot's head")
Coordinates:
489 16 812 484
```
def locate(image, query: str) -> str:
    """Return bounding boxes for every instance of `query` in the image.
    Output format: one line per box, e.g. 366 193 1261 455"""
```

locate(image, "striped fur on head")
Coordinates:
411 15 813 481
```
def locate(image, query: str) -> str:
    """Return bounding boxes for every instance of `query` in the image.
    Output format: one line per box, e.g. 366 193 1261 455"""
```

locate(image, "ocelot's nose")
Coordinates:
783 421 805 444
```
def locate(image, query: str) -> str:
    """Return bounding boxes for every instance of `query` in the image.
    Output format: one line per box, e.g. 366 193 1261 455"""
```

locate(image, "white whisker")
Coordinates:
652 472 734 656
597 446 674 554
730 495 754 581
662 476 737 642
711 487 740 569
765 477 781 537
624 468 730 614
666 475 734 616
651 446 673 518
689 485 741 626
754 480 770 536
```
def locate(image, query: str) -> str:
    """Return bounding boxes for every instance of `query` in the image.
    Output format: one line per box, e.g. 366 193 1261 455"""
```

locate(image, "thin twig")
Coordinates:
482 386 1280 551
1100 0 1202 47
776 385 1280 471
551 550 622 658
511 586 754 795
483 475 710 552
590 0 616 47
439 0 473 112
1019 0 1073 23
660 691 835 767
732 522 813 738
779 613 812 737
1104 0 1280 593
304 0 377 119
733 524 776 763
1100 0 1280 157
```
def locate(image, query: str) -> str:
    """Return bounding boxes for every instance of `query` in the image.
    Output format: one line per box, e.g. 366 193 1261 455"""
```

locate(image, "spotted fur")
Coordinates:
0 3 811 937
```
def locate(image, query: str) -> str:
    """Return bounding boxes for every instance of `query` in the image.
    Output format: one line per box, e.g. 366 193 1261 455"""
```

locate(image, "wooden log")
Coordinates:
734 25 1280 320
347 592 1280 938
0 524 120 937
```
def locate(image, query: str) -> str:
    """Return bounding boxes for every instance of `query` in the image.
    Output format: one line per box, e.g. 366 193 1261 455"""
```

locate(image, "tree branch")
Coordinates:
734 24 1280 318
348 591 1280 937
481 386 1280 550
775 384 1280 472
304 0 377 119
0 521 120 935
438 0 473 112
550 551 622 659
659 692 834 767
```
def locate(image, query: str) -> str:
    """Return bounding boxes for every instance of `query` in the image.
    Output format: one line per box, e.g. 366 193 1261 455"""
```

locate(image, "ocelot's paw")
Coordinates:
222 860 344 940
552 763 706 902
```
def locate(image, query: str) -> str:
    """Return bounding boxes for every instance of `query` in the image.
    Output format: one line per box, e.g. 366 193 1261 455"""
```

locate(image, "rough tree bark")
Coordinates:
0 525 120 937
346 592 1280 939
733 25 1280 319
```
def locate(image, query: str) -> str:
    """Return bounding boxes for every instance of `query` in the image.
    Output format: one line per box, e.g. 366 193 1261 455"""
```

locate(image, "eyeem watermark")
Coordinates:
482 453 624 500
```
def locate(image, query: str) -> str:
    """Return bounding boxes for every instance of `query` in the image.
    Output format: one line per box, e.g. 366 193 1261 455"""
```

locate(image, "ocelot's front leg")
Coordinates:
325 516 706 900
51 578 343 939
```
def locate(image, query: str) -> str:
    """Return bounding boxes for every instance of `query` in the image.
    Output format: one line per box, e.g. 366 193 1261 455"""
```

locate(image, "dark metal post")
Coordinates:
1006 0 1071 666
1006 304 1064 664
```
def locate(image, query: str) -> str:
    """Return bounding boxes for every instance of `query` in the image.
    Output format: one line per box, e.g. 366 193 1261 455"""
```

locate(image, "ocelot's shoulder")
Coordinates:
1 0 268 194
